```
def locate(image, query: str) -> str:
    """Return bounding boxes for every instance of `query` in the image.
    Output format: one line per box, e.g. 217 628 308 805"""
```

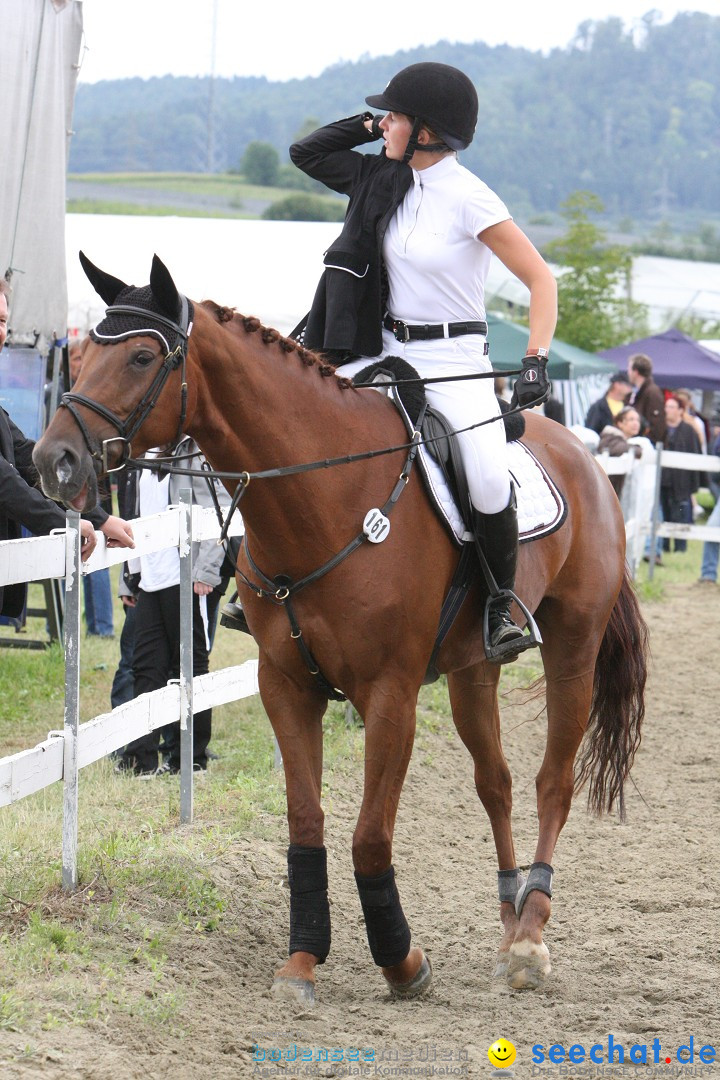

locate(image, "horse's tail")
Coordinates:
574 565 648 819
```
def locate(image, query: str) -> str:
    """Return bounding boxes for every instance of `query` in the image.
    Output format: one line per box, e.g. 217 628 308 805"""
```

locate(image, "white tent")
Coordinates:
0 0 82 350
629 256 720 330
65 214 537 339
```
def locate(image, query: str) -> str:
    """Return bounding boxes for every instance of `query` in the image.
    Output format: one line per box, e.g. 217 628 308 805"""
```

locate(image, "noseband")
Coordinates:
59 295 191 472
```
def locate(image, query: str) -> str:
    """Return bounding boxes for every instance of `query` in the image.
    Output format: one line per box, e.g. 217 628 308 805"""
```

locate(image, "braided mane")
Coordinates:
201 300 352 388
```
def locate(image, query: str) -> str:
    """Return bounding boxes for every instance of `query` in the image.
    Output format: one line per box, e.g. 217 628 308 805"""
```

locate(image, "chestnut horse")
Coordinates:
34 255 647 1001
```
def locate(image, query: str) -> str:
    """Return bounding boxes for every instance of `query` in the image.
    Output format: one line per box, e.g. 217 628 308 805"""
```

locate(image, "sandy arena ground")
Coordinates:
1 581 718 1079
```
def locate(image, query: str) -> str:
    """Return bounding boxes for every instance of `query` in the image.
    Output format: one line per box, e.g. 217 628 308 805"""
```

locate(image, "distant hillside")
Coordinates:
69 13 720 218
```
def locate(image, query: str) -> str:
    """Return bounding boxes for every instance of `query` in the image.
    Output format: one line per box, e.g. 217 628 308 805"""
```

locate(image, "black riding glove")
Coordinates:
510 354 550 410
370 114 385 139
361 112 385 139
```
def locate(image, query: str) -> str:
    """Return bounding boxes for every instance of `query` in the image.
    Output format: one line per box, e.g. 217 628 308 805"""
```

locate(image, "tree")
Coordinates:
545 191 648 352
241 141 280 186
261 194 345 222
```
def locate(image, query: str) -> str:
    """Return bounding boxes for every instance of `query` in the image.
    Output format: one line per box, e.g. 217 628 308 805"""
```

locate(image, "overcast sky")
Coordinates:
77 1 720 84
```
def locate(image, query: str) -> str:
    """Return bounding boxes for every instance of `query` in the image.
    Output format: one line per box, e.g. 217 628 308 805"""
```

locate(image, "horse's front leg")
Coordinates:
351 680 432 999
446 663 520 979
259 658 329 1006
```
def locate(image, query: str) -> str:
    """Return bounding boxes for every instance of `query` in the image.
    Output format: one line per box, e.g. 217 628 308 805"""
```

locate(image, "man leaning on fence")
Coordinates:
0 281 134 622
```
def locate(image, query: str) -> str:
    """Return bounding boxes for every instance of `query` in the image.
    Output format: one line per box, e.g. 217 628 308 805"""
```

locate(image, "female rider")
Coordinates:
290 62 557 663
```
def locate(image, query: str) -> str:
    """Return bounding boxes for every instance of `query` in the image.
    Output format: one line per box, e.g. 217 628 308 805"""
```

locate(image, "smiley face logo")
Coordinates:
488 1039 516 1068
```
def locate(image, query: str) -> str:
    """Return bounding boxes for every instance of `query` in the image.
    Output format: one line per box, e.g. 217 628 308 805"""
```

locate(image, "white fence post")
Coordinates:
628 453 645 574
647 443 664 580
178 489 194 824
62 511 82 891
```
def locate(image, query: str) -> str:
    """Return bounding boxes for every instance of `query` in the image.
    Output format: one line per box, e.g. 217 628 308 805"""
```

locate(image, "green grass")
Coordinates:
69 172 276 200
632 529 704 602
66 199 252 219
66 171 345 220
0 577 281 1035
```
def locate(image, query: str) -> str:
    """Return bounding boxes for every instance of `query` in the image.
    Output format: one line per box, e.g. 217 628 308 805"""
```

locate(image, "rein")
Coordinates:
59 298 191 473
125 399 530 551
348 367 523 389
124 402 529 484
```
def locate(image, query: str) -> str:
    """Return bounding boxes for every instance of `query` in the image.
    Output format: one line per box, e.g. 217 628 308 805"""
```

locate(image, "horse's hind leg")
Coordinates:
351 681 432 998
446 662 521 978
260 662 329 1006
506 614 598 990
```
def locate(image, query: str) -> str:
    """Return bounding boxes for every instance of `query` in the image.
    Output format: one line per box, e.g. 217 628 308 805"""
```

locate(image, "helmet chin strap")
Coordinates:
402 117 450 163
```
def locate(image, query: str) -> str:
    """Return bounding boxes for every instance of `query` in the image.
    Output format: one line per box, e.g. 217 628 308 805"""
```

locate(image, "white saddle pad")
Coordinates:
416 437 565 545
379 384 566 545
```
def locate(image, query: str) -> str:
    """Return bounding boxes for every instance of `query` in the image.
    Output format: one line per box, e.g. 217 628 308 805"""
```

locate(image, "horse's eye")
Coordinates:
133 350 155 368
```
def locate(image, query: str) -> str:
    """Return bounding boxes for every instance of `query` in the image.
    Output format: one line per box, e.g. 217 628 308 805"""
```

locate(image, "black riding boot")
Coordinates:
219 595 252 635
471 490 532 663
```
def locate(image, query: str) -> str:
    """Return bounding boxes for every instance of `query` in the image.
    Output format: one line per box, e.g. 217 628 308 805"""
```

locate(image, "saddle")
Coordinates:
353 356 563 676
353 356 533 541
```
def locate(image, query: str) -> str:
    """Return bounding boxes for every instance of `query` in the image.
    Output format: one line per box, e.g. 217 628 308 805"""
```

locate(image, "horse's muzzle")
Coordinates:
32 436 98 511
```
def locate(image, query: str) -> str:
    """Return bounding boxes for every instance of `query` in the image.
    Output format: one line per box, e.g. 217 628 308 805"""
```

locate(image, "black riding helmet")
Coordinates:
365 62 478 154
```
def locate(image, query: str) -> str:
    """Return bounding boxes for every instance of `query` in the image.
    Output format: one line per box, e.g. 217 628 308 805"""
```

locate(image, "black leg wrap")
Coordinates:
288 845 331 964
355 865 411 968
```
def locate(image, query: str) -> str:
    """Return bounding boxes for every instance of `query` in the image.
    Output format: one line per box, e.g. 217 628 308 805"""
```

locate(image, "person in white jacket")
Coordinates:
114 438 232 776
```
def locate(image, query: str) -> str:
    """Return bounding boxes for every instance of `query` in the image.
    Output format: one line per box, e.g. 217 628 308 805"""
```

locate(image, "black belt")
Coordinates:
384 315 488 343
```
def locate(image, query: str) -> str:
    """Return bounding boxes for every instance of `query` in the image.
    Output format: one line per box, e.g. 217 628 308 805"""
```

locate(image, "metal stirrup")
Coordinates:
483 588 543 662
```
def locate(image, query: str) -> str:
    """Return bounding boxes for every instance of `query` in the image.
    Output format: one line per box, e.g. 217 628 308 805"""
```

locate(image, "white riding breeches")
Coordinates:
339 329 511 515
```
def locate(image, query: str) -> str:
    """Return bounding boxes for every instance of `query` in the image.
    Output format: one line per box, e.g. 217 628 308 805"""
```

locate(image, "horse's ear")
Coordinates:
149 255 181 319
79 251 129 306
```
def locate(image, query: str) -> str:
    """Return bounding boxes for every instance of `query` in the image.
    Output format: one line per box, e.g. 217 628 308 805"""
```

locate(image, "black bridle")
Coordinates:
59 296 192 472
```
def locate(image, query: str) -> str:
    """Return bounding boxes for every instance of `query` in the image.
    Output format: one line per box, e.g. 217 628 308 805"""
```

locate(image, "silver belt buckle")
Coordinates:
393 319 410 343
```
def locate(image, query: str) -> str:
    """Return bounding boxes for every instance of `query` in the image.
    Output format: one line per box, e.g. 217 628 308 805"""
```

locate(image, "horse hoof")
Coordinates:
384 953 433 999
506 940 551 990
271 976 316 1007
493 951 510 979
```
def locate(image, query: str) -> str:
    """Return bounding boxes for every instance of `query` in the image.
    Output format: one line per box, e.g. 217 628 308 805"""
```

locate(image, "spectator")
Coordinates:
68 338 115 637
597 405 643 497
698 422 720 585
114 438 230 777
0 281 134 623
660 395 701 555
584 371 633 435
673 388 708 454
543 395 566 425
627 353 667 444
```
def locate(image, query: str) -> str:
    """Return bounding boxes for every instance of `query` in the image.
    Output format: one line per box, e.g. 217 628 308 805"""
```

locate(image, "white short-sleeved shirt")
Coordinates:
383 154 511 325
137 452 179 592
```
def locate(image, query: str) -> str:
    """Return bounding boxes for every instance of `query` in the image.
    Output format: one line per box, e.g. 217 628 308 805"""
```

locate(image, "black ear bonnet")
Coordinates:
90 284 194 356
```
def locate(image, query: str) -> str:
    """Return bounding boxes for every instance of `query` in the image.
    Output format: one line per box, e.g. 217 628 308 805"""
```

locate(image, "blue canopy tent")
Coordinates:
599 328 720 391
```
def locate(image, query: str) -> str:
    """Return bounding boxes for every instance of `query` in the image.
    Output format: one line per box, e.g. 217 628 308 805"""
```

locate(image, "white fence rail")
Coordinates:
0 446 717 886
595 443 720 575
0 663 259 810
0 494 250 888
